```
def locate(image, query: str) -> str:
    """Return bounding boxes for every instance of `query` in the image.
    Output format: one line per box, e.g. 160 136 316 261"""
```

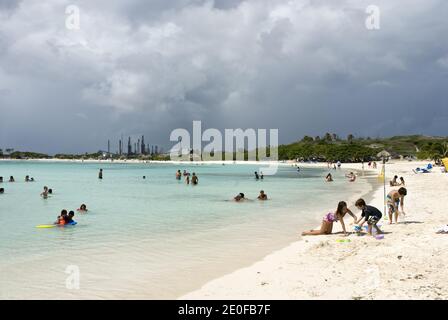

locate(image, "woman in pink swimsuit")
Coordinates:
301 201 358 236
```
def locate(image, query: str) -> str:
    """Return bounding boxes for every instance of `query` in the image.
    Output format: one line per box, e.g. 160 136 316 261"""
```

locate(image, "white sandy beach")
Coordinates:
181 161 448 300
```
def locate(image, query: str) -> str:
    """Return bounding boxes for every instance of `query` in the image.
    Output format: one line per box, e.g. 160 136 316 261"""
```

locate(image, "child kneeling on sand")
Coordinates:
355 199 383 236
302 201 358 237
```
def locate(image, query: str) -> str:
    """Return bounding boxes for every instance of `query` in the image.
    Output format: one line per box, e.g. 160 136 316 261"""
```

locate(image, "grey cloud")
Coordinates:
1 0 448 154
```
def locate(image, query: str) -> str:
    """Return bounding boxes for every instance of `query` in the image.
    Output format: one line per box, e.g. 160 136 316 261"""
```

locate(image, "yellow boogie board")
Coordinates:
36 224 57 228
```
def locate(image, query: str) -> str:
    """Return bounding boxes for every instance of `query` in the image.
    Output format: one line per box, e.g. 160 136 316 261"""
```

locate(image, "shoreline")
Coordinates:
181 160 448 299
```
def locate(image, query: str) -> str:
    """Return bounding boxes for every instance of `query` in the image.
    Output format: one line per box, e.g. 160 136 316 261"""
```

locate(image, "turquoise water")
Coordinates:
0 161 372 299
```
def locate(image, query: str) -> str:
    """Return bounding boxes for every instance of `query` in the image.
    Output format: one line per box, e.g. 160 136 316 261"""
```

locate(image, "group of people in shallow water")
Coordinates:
0 175 36 193
54 204 88 225
233 190 268 202
176 170 198 185
325 172 356 182
302 186 408 237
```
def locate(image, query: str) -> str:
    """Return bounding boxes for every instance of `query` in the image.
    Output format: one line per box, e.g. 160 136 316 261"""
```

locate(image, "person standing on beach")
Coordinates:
301 201 357 237
387 187 407 224
98 169 103 180
191 173 198 185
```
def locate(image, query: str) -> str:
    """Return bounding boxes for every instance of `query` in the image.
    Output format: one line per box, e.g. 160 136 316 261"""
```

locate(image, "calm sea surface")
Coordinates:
0 161 373 299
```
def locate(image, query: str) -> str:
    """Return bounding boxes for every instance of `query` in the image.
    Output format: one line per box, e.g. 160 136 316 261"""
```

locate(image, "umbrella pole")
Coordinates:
383 158 387 216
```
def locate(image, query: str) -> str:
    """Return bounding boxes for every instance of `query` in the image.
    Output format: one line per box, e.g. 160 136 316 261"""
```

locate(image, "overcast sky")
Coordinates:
1 0 447 154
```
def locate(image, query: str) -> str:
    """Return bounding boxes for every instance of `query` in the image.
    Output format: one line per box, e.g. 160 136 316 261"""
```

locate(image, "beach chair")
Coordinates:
413 163 433 174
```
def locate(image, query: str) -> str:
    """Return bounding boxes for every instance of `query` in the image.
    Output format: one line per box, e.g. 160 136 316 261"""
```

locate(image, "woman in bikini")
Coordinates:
301 201 358 237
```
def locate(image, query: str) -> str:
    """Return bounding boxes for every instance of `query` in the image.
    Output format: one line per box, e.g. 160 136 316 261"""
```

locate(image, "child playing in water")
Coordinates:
41 186 49 199
55 210 68 225
257 190 268 200
77 204 88 212
234 193 247 202
355 199 383 236
66 211 75 224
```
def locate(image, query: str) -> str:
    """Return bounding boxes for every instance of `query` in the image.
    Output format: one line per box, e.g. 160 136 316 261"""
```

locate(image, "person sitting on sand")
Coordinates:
325 173 333 182
41 186 49 199
191 173 198 185
387 187 407 224
234 193 247 202
355 199 383 236
257 190 268 200
302 201 358 237
77 204 88 212
398 177 405 186
0 188 4 194
389 175 399 186
9 176 15 182
55 210 68 225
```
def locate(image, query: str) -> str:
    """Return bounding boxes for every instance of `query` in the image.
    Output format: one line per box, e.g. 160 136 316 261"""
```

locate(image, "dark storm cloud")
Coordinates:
0 0 447 154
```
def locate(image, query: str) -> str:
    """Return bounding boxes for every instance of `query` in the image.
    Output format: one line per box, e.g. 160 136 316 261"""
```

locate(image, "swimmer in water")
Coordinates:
257 190 268 200
176 170 182 180
41 186 49 199
9 176 15 182
325 173 333 182
66 211 75 224
0 188 4 194
234 193 246 202
55 210 68 225
191 173 198 185
254 171 260 180
77 204 88 212
98 169 103 180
